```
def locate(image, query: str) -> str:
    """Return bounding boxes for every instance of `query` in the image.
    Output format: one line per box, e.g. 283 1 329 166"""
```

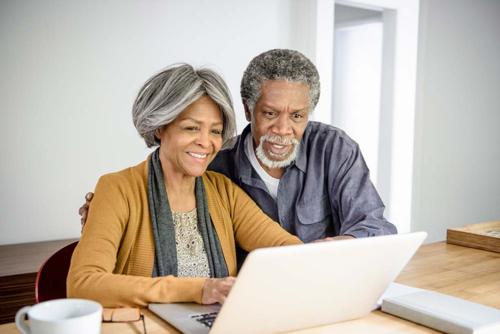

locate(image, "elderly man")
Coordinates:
80 49 396 243
209 49 396 243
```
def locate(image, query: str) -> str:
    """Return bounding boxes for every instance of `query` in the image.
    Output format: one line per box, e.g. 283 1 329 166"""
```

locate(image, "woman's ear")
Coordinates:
155 128 163 141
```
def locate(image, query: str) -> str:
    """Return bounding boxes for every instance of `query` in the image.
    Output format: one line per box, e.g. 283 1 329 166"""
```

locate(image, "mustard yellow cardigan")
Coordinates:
67 160 301 307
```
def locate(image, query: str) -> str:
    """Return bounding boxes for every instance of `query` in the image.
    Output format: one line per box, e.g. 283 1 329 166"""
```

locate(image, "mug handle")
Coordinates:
15 306 31 334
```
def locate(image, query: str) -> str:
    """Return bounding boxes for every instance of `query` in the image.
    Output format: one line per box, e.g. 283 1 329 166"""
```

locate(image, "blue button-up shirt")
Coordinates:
209 122 396 243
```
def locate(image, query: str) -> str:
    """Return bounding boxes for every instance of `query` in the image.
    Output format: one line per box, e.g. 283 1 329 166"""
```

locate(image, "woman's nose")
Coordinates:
195 130 210 147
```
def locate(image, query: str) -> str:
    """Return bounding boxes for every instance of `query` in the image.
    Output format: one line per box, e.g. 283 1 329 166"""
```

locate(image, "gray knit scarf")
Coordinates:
148 149 228 278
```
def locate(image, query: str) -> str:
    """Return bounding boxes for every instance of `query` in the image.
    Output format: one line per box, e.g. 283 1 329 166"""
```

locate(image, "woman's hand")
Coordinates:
201 277 236 305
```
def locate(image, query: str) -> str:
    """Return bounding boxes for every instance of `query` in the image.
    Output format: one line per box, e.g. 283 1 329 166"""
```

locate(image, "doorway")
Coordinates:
332 4 384 186
296 0 420 232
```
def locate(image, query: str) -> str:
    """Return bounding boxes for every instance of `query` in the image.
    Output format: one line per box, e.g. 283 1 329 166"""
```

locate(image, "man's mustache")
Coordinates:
262 134 299 146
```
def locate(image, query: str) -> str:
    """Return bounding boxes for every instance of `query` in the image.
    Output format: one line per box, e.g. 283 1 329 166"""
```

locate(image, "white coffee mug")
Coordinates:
15 298 102 334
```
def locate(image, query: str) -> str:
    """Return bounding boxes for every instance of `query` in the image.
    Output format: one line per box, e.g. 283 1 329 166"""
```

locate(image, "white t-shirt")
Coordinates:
244 133 280 201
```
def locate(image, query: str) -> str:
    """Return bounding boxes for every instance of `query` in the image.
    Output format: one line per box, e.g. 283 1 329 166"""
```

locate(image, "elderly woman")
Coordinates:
67 64 302 307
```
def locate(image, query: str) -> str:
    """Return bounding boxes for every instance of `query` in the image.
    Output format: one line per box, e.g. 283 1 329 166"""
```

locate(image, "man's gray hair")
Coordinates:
240 49 320 112
133 64 236 147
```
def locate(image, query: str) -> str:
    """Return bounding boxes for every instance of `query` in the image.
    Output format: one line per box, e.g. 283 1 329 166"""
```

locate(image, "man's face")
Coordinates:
246 80 310 170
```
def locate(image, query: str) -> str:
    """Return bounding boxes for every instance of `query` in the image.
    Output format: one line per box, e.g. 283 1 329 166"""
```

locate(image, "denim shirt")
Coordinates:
209 122 396 243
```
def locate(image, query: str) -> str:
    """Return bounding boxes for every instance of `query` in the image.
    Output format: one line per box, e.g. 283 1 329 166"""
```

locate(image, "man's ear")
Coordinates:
243 103 251 122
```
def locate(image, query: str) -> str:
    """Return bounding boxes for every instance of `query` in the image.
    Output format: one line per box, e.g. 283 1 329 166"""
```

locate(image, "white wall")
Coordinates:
3 0 499 245
412 0 500 242
332 19 383 185
0 0 300 245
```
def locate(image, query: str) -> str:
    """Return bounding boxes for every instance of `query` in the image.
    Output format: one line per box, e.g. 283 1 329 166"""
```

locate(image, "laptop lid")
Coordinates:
150 232 427 334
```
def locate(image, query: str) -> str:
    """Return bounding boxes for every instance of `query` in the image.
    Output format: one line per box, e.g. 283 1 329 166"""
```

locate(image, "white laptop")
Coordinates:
149 232 427 334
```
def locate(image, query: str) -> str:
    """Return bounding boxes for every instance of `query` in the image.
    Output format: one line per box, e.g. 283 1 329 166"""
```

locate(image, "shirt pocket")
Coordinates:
296 194 331 225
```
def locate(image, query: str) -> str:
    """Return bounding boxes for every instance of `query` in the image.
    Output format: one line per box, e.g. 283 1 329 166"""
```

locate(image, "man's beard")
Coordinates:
255 134 300 169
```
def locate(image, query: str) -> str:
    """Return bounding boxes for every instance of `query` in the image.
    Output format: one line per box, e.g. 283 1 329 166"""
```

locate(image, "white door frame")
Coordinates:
297 0 420 233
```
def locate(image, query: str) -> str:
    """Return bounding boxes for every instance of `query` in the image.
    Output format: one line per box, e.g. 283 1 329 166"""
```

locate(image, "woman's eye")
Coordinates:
211 129 223 135
184 126 199 131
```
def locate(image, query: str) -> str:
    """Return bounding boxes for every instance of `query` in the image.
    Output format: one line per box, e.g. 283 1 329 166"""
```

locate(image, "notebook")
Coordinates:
382 289 500 334
149 232 427 334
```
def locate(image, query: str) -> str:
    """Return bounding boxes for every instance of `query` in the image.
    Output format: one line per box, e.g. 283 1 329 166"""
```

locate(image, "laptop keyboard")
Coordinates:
190 311 218 328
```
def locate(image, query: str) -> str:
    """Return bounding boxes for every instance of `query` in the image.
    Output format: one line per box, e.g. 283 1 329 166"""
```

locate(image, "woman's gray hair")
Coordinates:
240 49 320 113
132 64 236 147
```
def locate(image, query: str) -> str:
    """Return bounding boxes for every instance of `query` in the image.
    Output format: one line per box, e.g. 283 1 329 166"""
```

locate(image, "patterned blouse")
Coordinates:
172 209 210 277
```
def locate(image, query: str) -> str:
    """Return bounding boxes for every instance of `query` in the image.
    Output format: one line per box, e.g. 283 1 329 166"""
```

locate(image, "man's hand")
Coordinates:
78 192 94 231
313 235 355 242
201 277 236 305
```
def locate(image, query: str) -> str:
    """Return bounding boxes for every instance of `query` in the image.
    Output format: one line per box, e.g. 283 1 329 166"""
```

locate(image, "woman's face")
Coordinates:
157 95 224 178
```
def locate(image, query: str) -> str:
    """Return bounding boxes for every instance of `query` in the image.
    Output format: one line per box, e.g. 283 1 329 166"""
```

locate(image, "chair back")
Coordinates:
35 241 78 303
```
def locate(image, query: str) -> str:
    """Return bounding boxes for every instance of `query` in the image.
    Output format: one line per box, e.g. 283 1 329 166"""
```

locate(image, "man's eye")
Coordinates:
292 113 306 122
263 111 276 118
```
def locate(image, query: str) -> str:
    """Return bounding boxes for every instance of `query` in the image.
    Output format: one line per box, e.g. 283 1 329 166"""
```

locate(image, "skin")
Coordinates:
81 95 236 304
158 96 237 303
79 82 353 254
245 80 354 241
245 80 310 179
78 98 224 214
156 95 223 212
202 276 237 304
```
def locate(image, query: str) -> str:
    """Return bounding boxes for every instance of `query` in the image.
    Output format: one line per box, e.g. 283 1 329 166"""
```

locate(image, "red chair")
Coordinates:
35 241 79 303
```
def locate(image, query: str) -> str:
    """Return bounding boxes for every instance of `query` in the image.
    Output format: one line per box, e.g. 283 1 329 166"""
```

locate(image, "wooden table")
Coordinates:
1 242 499 333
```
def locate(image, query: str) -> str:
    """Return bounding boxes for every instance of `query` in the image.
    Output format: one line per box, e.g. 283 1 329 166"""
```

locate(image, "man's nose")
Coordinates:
271 113 293 136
